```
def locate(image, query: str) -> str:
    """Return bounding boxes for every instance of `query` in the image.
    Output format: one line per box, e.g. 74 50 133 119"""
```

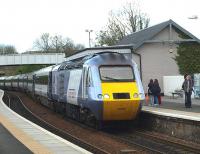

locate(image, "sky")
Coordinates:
0 0 200 53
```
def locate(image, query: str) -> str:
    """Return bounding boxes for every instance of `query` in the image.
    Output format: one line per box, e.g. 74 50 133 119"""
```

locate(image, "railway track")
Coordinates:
106 129 200 154
3 91 200 154
3 92 110 154
134 130 200 153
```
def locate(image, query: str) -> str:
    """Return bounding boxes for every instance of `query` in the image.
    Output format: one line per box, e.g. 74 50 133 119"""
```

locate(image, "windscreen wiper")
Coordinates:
102 76 120 81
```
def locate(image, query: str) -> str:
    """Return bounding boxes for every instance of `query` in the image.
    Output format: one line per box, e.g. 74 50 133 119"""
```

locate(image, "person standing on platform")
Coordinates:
148 79 154 106
152 79 161 106
182 75 194 108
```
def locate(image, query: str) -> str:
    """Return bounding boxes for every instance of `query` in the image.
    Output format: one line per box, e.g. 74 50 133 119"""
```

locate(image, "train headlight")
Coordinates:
104 94 110 99
133 93 139 98
97 94 103 99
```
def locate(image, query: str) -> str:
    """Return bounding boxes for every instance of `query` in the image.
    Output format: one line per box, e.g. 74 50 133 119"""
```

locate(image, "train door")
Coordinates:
25 76 28 91
3 79 5 89
32 74 36 96
82 67 88 100
48 71 52 99
58 72 65 101
17 77 19 90
82 66 93 100
11 77 13 89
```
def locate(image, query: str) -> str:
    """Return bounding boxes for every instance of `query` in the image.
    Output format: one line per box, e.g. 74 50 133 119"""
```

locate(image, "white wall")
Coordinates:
152 26 187 41
163 76 184 96
135 26 185 93
136 43 179 93
194 74 200 98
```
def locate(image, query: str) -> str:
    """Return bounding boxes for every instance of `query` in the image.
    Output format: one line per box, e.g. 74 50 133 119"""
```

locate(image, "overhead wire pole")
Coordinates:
85 29 93 47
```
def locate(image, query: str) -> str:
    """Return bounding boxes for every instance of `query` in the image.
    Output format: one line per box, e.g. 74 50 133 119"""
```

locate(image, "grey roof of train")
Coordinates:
117 19 200 49
86 52 132 66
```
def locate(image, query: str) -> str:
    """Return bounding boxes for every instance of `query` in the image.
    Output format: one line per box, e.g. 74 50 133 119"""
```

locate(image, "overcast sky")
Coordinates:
0 0 200 52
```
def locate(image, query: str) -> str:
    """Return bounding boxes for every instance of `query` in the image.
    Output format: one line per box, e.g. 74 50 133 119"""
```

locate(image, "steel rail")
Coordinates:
117 135 163 154
104 132 163 154
135 130 200 154
5 92 110 154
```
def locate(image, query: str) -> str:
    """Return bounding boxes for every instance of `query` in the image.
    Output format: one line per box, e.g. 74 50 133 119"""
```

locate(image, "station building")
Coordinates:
117 19 200 95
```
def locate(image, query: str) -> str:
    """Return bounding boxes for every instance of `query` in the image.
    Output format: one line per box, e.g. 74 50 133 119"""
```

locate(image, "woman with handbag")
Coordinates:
152 79 161 106
148 79 154 106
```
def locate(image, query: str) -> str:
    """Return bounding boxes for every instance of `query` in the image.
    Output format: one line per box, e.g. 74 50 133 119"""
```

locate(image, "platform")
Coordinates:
0 89 91 154
0 123 32 154
142 96 200 121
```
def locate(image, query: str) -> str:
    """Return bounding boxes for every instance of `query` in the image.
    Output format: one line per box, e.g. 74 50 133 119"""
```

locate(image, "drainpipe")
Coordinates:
169 23 172 41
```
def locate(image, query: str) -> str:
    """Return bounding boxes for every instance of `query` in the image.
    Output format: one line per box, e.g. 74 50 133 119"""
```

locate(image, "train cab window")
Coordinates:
59 65 65 70
99 65 135 82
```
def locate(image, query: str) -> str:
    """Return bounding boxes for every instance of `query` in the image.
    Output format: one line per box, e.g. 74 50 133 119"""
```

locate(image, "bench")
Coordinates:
172 90 183 99
195 90 200 98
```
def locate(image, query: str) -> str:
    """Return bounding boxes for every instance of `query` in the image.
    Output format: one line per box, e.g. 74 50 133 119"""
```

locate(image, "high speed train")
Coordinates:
0 50 144 127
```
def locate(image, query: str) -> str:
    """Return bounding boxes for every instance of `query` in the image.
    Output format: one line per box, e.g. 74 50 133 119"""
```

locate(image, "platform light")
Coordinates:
85 29 93 47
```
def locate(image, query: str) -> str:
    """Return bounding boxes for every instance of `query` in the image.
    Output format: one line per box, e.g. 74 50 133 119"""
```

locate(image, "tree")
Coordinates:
33 33 85 56
175 42 200 75
0 44 17 54
34 33 52 52
96 2 150 46
62 38 76 55
62 39 85 56
75 44 85 50
51 35 74 53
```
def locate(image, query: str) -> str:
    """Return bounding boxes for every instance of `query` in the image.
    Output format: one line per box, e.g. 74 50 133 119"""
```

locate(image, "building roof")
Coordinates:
117 19 200 49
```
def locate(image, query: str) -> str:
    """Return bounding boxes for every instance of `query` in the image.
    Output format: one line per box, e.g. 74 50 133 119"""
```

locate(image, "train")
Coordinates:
0 48 145 127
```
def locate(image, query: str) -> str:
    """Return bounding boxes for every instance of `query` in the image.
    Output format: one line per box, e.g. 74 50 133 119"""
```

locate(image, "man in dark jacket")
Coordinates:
182 75 194 108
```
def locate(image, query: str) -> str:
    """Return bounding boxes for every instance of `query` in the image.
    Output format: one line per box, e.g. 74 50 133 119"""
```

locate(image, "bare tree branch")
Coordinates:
96 2 150 46
0 44 17 54
33 33 85 56
34 33 51 52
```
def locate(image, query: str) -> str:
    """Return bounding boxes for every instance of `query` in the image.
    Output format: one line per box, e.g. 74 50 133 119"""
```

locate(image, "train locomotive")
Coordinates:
0 49 144 127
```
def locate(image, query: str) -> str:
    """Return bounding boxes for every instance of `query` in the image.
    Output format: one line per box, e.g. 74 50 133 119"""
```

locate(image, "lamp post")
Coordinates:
85 29 93 47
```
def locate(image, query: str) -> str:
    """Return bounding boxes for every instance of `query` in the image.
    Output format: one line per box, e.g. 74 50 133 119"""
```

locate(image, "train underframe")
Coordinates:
33 93 103 129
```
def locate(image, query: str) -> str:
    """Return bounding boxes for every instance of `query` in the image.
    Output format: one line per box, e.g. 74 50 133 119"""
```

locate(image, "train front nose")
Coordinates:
101 82 142 121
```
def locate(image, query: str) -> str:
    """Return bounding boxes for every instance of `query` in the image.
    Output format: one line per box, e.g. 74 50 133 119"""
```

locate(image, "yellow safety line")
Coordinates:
0 113 52 154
